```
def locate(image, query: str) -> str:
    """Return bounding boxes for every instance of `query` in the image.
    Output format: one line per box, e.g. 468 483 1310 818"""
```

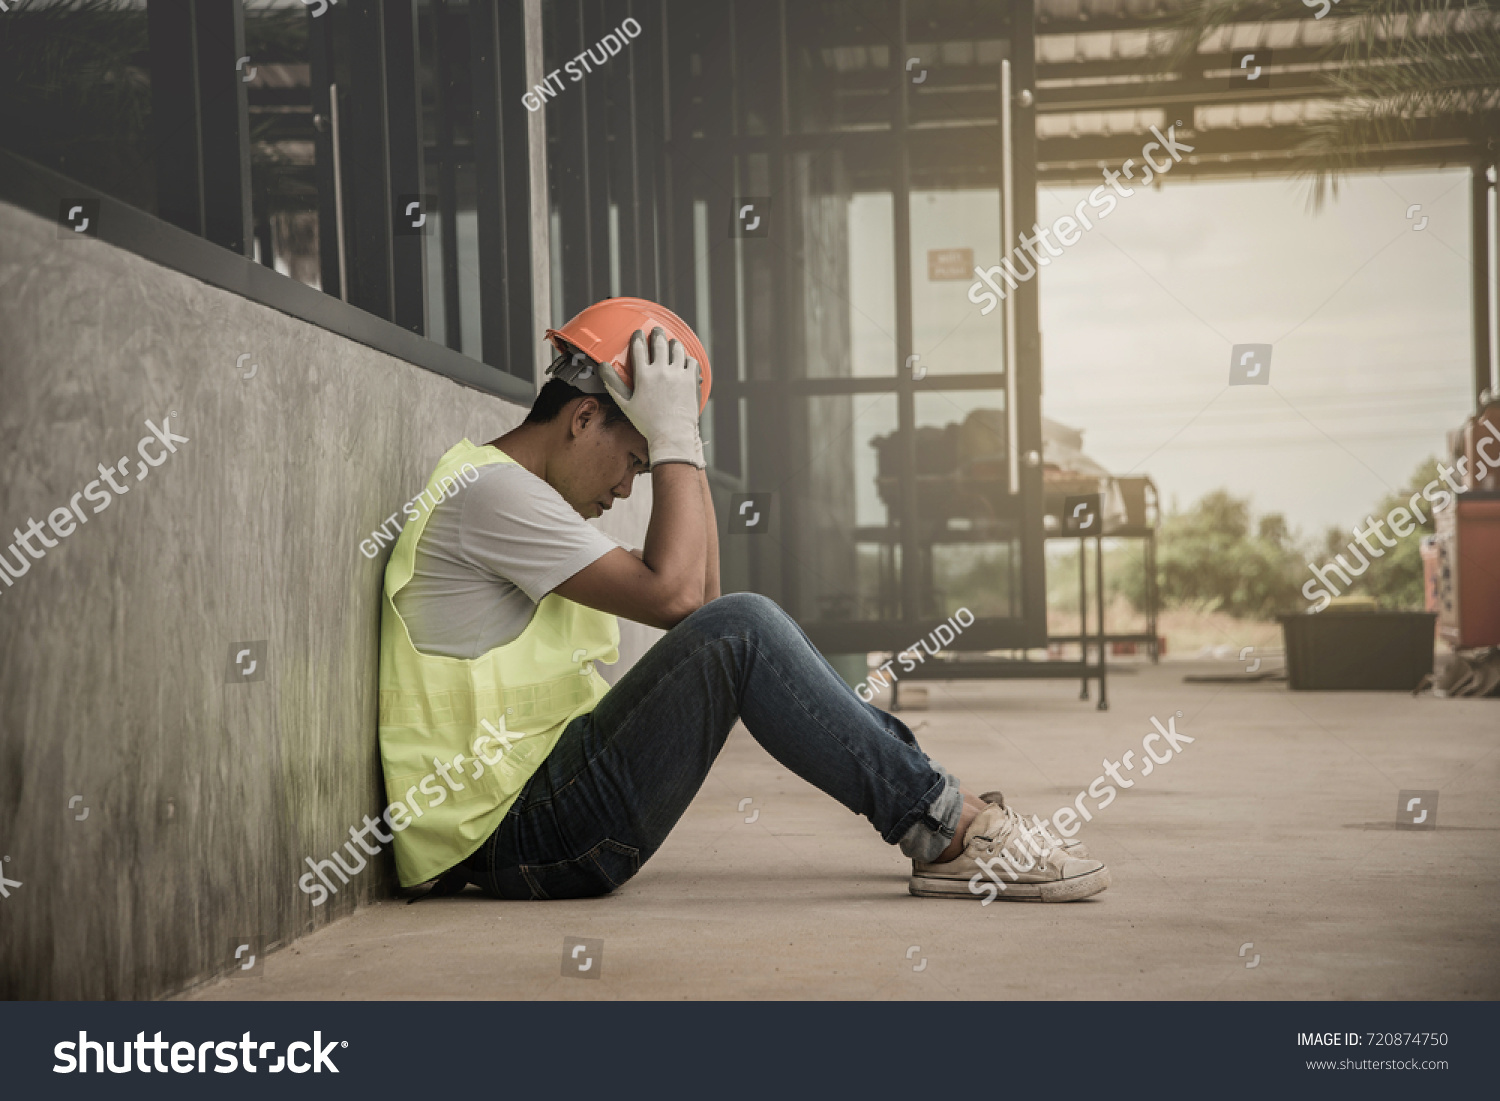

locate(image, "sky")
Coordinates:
843 165 1480 543
1034 166 1477 540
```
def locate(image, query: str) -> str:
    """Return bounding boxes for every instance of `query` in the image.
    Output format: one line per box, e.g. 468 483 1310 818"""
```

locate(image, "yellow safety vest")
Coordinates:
378 440 618 886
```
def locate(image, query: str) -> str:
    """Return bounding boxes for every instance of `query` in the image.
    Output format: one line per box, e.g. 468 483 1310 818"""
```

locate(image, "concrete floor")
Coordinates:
184 661 1500 1001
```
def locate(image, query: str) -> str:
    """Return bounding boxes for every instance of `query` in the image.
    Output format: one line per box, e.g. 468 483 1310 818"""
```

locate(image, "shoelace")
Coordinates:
982 793 1075 854
1026 812 1078 850
974 804 1065 871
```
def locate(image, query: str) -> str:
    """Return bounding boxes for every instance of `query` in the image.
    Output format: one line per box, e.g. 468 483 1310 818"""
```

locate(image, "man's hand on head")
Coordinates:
601 328 705 470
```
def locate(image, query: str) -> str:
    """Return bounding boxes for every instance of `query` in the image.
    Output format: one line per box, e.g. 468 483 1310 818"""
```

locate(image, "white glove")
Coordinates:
602 327 705 469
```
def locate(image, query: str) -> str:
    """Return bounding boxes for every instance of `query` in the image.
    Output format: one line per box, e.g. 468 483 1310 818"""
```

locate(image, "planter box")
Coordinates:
1278 612 1436 691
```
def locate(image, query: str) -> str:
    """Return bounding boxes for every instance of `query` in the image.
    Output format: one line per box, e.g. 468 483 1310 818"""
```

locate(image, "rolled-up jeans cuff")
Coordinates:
897 764 963 862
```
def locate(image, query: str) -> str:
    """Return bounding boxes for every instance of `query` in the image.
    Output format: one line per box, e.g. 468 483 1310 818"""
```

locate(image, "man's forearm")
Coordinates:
642 462 707 615
700 468 721 601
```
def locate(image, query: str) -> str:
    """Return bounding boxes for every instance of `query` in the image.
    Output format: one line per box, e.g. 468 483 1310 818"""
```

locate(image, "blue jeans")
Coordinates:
459 593 963 899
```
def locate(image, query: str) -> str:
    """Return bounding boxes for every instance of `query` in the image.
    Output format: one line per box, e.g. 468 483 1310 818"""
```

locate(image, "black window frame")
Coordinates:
0 0 543 405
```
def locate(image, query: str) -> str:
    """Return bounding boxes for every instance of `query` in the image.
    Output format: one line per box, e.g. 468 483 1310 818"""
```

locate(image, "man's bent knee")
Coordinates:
682 592 787 636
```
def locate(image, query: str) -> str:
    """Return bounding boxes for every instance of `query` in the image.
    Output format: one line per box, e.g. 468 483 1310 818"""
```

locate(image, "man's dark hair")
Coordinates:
524 378 632 427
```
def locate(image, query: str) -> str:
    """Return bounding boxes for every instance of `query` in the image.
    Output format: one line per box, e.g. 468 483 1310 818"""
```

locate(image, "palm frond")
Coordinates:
1150 0 1500 207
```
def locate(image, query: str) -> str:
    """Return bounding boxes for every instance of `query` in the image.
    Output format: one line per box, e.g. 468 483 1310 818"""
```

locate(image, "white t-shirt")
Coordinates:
393 456 620 659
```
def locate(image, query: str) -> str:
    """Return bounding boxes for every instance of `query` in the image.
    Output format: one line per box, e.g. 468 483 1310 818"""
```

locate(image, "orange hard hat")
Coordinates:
544 297 712 414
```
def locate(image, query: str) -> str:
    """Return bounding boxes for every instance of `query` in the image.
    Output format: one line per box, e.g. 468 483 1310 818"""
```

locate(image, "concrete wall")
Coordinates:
0 199 658 999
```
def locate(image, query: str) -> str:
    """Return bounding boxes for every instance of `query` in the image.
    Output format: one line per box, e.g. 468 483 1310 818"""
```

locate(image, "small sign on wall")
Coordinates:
927 248 974 281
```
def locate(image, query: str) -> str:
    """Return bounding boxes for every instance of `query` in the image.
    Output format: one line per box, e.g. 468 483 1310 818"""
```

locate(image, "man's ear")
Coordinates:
568 396 599 440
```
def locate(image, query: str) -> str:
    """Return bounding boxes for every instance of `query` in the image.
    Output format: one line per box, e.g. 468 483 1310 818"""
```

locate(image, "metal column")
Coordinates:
1474 160 1495 407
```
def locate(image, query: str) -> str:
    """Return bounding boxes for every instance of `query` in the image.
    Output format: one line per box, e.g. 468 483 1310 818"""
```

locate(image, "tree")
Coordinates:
1119 489 1308 617
1324 457 1442 608
1260 516 1296 552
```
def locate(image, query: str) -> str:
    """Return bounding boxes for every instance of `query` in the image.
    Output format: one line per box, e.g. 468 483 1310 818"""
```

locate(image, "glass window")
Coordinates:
905 0 1010 130
781 150 897 379
245 1 322 287
909 187 1004 376
418 0 483 356
912 390 1019 619
788 0 897 133
0 0 158 217
778 392 901 623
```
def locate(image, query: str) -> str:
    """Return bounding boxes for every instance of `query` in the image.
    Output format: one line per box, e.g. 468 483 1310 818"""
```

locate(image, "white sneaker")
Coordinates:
910 799 1110 903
